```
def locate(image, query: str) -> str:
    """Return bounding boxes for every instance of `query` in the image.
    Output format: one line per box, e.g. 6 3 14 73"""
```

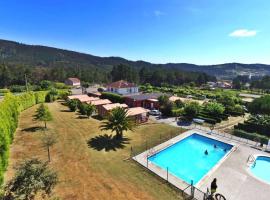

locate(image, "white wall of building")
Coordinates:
107 87 139 95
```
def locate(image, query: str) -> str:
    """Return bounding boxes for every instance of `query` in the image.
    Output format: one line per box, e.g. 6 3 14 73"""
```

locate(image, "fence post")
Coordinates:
166 167 169 182
130 146 133 158
191 180 195 198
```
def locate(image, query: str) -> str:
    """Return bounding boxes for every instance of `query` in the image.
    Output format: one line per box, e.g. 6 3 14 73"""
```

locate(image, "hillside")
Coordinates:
0 39 270 79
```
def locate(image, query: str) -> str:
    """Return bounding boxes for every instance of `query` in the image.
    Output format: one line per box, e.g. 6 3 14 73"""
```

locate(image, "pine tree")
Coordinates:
34 103 52 129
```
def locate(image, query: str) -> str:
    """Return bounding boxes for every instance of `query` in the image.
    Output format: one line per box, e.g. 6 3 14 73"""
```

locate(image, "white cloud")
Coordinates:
154 10 165 17
229 29 258 37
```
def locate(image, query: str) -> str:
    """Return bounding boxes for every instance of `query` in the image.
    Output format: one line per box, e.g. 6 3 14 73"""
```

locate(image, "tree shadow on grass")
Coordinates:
91 115 104 121
87 134 130 152
60 109 72 112
76 115 89 119
22 126 44 133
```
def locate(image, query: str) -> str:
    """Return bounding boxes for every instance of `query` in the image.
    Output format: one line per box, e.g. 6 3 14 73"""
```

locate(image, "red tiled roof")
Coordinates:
127 107 149 116
107 80 136 88
89 99 112 106
67 77 80 83
102 103 128 111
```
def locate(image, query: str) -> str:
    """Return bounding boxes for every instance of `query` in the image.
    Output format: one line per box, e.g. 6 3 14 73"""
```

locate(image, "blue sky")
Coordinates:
0 0 269 64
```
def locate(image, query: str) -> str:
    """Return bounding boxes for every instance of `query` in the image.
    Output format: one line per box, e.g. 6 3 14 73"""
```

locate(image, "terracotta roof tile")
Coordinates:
107 80 136 88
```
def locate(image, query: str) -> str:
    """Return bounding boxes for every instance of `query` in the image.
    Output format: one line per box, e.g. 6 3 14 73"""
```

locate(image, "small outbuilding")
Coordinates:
65 78 81 87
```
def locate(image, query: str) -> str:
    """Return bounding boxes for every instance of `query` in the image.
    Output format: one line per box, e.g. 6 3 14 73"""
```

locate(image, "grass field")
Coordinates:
5 101 185 200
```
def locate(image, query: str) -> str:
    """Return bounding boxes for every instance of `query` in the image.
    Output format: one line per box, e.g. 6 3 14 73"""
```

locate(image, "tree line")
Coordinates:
0 63 216 88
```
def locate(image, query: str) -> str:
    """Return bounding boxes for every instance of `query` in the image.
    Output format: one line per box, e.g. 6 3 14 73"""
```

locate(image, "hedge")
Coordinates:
0 91 47 184
0 89 10 94
235 122 270 138
100 92 125 103
233 129 269 144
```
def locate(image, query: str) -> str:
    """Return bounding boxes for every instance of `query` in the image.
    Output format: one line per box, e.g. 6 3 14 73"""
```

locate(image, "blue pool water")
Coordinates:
148 133 233 185
250 156 270 184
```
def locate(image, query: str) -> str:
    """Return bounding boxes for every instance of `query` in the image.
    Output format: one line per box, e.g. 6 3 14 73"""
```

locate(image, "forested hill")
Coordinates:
0 39 269 85
0 39 153 69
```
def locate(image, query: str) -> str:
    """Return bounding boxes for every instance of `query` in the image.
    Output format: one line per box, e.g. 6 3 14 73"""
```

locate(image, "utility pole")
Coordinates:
25 74 29 91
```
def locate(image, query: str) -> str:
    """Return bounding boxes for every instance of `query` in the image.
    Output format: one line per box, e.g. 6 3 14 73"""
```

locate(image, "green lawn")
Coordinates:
5 101 185 200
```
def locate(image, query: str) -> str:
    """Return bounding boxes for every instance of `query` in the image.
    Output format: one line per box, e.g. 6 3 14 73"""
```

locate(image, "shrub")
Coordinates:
100 92 124 103
54 82 70 89
172 108 184 117
58 90 71 100
9 85 26 93
204 102 225 118
248 95 270 115
184 102 201 119
67 99 78 112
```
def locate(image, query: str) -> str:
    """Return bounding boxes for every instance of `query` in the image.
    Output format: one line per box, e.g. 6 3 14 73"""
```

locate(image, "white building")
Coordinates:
106 80 139 95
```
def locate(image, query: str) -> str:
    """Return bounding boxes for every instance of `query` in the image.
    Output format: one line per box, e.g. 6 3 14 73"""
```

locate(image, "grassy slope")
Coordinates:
5 102 184 200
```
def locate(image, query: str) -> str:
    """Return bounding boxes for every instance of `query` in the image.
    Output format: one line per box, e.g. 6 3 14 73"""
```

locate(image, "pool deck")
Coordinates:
133 129 270 200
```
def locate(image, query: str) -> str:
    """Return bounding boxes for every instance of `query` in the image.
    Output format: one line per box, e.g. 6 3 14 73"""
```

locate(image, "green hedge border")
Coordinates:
0 91 48 184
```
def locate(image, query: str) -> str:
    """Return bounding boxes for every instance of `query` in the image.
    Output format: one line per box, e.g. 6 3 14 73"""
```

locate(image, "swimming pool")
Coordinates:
148 133 233 185
250 156 270 184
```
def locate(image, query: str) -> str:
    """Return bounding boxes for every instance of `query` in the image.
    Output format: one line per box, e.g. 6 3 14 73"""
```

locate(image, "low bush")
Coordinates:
0 89 10 94
100 92 124 103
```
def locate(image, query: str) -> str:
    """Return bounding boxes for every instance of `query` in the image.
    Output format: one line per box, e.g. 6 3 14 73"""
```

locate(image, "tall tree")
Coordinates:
100 107 134 139
34 103 52 129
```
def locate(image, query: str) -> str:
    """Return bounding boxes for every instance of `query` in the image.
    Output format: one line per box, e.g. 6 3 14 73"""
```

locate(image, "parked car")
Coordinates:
149 109 161 116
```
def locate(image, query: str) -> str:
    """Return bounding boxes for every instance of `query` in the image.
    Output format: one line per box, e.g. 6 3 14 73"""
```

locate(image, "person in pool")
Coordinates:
204 150 208 155
214 144 217 148
211 178 218 195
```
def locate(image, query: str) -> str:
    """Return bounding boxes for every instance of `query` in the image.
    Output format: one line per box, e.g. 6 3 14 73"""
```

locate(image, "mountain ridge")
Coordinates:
1 39 269 79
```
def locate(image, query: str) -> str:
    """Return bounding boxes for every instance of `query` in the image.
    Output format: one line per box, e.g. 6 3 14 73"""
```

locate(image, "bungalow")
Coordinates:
67 95 99 103
124 93 163 109
99 103 128 117
65 78 81 87
106 80 139 95
88 99 112 115
127 107 149 123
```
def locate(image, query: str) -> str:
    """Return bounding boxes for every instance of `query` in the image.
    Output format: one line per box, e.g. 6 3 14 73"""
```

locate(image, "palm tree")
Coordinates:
100 107 134 139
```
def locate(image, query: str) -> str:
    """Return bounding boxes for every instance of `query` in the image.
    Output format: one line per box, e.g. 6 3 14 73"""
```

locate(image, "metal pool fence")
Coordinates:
131 130 211 200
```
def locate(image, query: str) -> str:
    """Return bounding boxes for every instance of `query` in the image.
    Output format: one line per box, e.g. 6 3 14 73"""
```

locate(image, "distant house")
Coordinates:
106 80 139 95
206 81 232 89
65 78 81 87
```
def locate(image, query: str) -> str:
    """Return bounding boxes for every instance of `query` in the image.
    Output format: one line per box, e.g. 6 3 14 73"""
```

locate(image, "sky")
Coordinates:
0 0 269 65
